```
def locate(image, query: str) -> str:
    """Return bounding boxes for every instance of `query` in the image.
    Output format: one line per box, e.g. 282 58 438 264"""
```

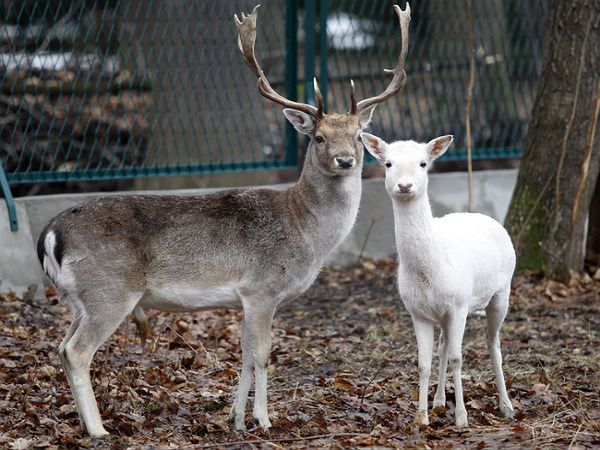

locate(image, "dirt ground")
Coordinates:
1 258 599 449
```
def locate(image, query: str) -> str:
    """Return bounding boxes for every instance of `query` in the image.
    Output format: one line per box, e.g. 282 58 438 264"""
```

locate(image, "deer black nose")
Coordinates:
398 183 413 193
336 157 355 169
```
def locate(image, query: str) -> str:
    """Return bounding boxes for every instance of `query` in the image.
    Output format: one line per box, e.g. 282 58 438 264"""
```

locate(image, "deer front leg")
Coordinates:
249 315 274 429
412 316 434 426
229 320 253 431
238 293 275 431
446 310 469 427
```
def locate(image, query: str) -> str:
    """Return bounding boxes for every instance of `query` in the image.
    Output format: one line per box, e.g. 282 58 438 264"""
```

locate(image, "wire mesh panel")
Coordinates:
320 0 548 160
0 0 549 188
0 0 291 185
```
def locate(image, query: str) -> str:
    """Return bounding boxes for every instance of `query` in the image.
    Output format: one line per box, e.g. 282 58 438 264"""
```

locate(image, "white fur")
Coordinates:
42 231 60 283
362 133 515 427
43 231 79 296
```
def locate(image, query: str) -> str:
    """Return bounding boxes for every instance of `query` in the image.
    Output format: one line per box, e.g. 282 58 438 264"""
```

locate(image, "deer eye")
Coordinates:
385 162 392 168
420 161 427 168
357 135 362 143
315 135 325 144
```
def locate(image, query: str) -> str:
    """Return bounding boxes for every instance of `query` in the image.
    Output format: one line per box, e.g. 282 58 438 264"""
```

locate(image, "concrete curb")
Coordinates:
0 169 518 295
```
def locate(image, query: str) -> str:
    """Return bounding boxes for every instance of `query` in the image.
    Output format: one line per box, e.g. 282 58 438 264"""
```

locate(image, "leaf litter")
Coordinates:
0 257 598 449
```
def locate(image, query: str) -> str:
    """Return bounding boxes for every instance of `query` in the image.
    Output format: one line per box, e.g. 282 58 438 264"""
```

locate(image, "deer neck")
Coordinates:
392 193 439 277
288 145 362 257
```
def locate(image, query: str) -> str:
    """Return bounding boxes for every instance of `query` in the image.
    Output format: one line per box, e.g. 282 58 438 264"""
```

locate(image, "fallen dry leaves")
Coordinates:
0 258 599 449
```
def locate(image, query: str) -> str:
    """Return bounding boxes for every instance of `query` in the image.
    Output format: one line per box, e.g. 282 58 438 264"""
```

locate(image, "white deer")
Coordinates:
361 133 515 427
36 4 411 437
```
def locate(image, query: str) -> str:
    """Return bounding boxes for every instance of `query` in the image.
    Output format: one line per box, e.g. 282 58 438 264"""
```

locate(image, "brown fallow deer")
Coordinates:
36 3 411 437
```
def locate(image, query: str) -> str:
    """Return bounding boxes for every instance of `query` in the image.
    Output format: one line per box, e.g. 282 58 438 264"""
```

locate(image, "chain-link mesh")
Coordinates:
1 0 548 187
321 0 548 160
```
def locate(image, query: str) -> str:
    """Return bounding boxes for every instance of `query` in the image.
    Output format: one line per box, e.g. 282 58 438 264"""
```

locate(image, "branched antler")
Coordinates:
235 3 410 118
235 5 323 118
354 3 411 113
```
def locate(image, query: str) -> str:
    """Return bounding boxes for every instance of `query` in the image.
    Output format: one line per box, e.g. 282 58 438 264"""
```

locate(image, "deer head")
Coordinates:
361 134 454 200
235 4 411 176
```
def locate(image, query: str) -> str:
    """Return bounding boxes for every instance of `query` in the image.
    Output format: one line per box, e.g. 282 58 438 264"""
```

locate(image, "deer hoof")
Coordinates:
433 395 446 409
254 414 272 430
500 401 515 419
414 410 429 426
455 410 469 427
228 410 247 432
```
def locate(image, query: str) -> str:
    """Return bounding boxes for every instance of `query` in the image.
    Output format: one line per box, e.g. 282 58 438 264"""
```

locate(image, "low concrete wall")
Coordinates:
0 169 518 296
0 202 43 296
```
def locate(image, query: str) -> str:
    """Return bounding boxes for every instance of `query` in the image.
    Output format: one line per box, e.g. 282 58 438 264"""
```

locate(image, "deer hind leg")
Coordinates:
229 319 254 431
433 329 448 408
60 289 142 437
59 294 84 391
486 288 514 419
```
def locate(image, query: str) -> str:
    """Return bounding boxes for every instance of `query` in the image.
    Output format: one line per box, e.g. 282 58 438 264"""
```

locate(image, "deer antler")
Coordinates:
353 3 411 113
349 79 357 114
235 5 324 118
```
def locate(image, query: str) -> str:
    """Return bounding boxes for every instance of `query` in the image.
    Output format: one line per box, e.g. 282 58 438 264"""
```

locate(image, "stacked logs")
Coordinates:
1 63 152 196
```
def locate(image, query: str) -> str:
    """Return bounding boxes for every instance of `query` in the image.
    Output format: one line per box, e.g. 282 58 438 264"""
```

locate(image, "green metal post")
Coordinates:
319 0 329 111
304 0 316 105
284 0 299 166
0 162 18 232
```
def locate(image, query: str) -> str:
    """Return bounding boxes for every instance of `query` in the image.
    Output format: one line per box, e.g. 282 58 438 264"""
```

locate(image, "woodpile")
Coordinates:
1 64 152 196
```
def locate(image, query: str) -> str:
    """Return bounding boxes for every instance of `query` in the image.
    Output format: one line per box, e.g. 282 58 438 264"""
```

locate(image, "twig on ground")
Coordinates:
360 365 384 407
166 325 200 356
249 432 288 450
195 433 369 449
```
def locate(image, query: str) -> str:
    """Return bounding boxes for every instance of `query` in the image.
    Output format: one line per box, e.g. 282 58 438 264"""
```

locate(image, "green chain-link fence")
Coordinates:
1 0 548 228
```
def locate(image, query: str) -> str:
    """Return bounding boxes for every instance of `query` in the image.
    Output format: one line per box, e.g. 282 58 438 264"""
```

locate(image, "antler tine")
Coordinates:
349 79 357 114
313 77 324 116
356 3 411 113
235 5 320 117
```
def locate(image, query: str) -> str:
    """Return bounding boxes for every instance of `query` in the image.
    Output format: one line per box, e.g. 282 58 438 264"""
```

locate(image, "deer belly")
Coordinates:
140 283 242 312
278 267 321 304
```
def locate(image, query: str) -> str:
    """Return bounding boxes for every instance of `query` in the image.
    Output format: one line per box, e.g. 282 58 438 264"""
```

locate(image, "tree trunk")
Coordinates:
504 0 600 280
586 180 600 267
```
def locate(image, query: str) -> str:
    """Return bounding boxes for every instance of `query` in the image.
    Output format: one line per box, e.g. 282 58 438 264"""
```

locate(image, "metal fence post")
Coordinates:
319 0 329 111
0 163 18 232
304 0 316 105
284 0 299 167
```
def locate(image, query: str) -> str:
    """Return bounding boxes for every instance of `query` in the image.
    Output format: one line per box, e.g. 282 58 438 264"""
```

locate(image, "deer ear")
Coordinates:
361 132 387 162
358 105 377 128
283 108 315 135
426 135 453 160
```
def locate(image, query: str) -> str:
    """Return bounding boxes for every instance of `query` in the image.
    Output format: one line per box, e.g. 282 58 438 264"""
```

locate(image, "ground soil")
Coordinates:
1 258 599 449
